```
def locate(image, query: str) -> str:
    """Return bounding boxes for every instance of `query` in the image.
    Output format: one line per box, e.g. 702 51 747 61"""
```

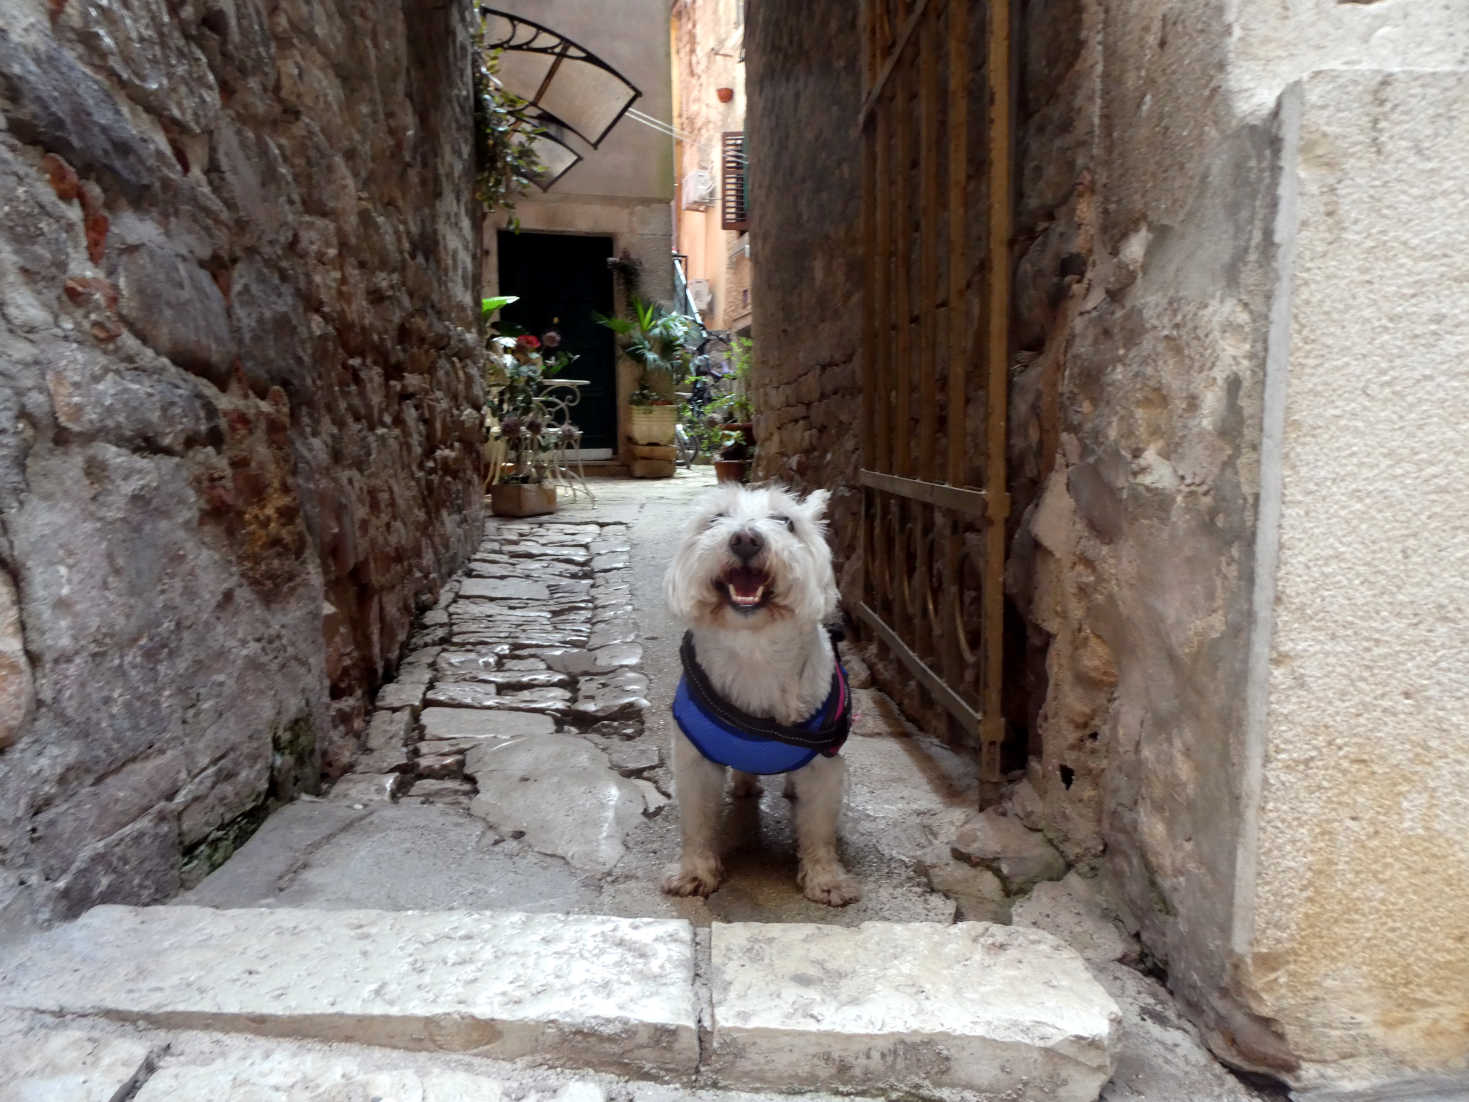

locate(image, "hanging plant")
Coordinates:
471 13 543 225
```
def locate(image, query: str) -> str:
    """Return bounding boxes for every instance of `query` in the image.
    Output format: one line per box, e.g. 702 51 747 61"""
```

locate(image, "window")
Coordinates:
721 131 749 232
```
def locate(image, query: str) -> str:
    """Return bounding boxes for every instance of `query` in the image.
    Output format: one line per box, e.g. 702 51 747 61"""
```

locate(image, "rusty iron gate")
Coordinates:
857 0 1012 790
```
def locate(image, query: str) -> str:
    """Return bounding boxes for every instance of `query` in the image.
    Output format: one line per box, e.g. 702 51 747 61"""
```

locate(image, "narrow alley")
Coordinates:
1 0 1464 1097
0 470 1271 1101
183 470 971 927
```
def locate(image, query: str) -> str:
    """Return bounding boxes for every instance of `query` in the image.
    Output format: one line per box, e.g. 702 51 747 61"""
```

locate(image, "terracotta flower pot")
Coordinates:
715 459 750 484
716 87 734 103
490 482 556 516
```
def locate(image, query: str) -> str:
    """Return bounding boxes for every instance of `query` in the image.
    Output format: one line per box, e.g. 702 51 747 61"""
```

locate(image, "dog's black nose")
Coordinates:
729 529 764 562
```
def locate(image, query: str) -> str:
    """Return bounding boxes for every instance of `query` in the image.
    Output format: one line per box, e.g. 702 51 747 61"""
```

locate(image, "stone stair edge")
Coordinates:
0 903 1122 1101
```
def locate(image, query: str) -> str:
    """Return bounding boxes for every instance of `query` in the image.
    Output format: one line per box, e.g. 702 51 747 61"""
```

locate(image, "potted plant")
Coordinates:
709 335 756 446
483 297 578 515
598 298 698 457
714 429 753 483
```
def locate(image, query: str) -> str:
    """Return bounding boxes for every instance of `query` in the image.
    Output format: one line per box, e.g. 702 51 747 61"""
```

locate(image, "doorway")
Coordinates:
497 231 618 456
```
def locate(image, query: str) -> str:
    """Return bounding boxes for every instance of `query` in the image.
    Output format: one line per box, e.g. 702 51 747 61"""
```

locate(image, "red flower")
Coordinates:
516 334 541 349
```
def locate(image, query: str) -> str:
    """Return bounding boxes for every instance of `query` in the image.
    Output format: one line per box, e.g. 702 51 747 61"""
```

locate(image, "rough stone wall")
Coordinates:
1006 0 1469 1087
745 0 863 591
1234 68 1469 1090
0 0 483 935
748 0 1469 1090
1004 0 1286 1069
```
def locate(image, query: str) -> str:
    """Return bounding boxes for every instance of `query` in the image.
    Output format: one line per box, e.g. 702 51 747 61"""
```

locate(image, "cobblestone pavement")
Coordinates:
165 473 1271 1099
189 472 966 924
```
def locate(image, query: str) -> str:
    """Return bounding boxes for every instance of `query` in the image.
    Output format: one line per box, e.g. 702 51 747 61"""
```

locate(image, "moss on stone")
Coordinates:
179 801 270 888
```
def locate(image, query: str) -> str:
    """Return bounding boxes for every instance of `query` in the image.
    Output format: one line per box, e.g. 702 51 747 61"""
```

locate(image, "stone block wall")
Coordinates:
744 0 863 593
747 0 1468 1091
0 0 484 935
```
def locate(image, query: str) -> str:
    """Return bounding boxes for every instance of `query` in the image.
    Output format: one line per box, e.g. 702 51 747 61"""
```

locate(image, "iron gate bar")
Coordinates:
859 469 990 517
856 602 984 731
858 0 930 127
857 0 1010 792
981 0 1015 784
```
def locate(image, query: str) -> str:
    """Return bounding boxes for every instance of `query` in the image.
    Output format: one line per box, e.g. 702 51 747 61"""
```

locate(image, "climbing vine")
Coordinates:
471 14 543 223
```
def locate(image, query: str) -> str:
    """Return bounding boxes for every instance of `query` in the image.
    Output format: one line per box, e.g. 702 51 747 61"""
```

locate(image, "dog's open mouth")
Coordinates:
717 566 773 612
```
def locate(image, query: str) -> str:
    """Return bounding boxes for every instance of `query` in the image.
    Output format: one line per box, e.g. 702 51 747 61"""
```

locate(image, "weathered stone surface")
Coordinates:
114 233 235 385
1013 875 1138 966
420 707 554 741
327 772 402 804
363 708 413 752
424 682 499 709
0 27 157 200
539 648 604 675
1095 962 1262 1102
402 778 475 803
0 570 33 749
0 906 699 1077
572 670 651 721
436 647 504 680
501 656 549 671
588 622 638 649
950 809 1067 894
133 1047 610 1101
374 679 427 711
922 856 1010 924
707 921 1118 1099
467 735 648 872
459 577 551 601
413 754 464 780
460 669 573 690
0 0 483 932
0 1026 160 1102
352 747 412 775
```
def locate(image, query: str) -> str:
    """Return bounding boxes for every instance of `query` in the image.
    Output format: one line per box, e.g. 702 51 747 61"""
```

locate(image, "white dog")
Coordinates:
662 482 860 906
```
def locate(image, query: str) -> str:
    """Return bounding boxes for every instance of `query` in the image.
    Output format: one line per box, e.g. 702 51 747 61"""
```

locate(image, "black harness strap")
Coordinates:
679 631 851 753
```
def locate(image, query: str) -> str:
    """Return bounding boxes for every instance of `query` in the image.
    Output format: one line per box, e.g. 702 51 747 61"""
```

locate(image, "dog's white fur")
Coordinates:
662 482 860 906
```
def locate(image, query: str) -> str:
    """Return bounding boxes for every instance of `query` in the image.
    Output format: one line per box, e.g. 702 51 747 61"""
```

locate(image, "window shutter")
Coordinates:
721 131 749 232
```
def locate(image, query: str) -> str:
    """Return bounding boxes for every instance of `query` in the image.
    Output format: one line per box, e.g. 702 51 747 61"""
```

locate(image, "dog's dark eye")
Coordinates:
772 515 794 530
708 512 726 527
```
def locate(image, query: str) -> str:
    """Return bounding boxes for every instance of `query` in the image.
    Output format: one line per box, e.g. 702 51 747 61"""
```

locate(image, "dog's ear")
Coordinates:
802 488 831 521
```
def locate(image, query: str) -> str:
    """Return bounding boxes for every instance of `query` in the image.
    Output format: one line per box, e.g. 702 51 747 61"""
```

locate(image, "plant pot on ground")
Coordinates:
490 481 557 516
599 299 699 450
715 431 753 483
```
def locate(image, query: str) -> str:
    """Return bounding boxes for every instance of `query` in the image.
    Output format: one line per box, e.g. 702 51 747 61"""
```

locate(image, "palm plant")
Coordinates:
597 298 698 405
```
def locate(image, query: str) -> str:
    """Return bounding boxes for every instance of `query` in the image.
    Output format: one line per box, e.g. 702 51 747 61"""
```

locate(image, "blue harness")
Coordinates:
673 631 852 775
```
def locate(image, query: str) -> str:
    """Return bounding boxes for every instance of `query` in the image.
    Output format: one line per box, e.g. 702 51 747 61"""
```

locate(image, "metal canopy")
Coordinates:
479 8 642 151
523 112 582 190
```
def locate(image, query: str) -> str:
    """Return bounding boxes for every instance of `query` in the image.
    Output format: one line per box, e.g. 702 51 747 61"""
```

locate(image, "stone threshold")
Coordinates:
0 904 1120 1101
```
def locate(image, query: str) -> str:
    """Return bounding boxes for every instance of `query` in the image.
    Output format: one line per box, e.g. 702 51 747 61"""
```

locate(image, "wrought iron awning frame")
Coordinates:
478 7 643 151
520 108 583 190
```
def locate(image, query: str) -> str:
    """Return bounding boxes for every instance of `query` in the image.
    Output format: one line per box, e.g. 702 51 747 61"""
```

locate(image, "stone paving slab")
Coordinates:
132 1045 607 1101
420 706 554 740
0 1024 160 1102
0 906 699 1079
706 920 1119 1100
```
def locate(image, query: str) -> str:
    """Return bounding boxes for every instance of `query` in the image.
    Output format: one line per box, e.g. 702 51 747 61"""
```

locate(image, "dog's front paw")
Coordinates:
663 854 724 897
798 862 862 907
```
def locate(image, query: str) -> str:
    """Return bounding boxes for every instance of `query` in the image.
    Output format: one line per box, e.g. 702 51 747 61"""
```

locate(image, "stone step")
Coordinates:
0 906 699 1081
0 906 1121 1100
707 921 1120 1101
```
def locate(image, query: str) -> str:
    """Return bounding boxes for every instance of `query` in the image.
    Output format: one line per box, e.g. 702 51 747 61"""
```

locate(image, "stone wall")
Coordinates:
747 0 1469 1091
0 0 484 935
1006 1 1469 1087
744 0 863 589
